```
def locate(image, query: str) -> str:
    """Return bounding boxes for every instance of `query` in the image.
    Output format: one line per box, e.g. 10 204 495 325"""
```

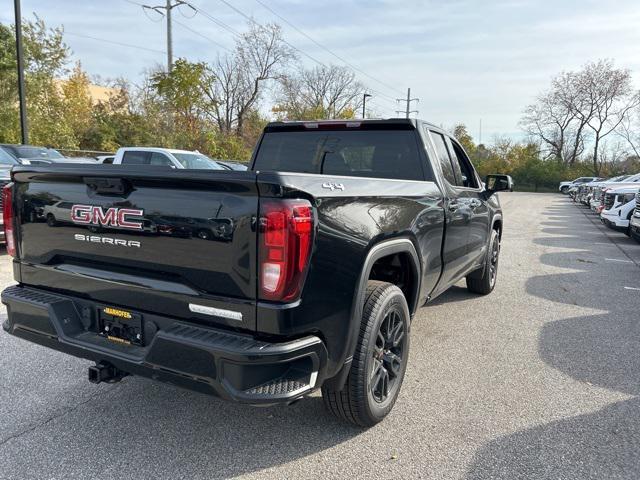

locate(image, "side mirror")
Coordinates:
485 174 514 195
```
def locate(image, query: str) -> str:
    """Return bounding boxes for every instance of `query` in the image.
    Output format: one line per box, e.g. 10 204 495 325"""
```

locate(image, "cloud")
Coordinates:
2 0 639 141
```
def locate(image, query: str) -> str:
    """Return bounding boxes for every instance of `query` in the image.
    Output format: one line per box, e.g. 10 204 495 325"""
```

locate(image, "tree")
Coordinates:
0 23 19 141
151 58 217 149
520 71 586 165
520 60 640 174
275 65 365 120
571 60 640 174
62 63 93 148
206 22 295 136
617 108 640 159
452 124 476 159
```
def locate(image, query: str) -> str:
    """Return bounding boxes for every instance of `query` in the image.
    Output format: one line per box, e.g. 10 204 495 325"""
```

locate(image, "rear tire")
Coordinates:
322 280 410 427
466 229 500 295
560 186 569 194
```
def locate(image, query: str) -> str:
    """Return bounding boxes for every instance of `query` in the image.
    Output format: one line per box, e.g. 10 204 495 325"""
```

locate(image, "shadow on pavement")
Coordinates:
466 397 640 480
466 198 640 479
4 379 363 478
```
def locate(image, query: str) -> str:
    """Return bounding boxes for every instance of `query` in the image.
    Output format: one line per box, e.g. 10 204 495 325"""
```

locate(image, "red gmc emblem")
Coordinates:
71 205 144 230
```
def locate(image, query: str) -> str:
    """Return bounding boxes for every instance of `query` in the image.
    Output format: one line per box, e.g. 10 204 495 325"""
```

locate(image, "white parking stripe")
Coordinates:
624 287 640 291
605 258 634 263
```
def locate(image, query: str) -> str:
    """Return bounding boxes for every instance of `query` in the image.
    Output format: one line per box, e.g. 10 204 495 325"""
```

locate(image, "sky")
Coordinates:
2 0 640 142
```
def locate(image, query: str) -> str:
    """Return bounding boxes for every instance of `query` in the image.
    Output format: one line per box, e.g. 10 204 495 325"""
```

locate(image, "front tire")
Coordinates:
466 229 500 295
322 281 410 427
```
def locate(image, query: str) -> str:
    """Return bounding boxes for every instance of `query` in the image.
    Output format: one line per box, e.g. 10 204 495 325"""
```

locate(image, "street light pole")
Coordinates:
362 93 372 118
14 0 28 144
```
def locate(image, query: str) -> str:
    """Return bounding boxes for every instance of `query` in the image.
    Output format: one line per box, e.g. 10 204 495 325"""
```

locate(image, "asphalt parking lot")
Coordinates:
1 192 639 479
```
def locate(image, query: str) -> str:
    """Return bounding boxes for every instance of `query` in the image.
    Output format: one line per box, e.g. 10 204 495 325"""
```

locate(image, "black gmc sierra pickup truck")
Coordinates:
1 119 511 426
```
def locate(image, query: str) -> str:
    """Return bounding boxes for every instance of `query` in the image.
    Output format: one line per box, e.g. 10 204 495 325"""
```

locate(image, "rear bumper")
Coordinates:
1 285 328 405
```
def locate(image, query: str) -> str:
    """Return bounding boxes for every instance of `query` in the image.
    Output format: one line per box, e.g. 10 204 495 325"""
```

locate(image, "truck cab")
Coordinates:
112 147 228 170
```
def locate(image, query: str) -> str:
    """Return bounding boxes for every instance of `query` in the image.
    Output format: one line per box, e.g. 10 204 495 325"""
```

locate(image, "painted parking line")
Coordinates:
624 287 640 291
605 258 634 263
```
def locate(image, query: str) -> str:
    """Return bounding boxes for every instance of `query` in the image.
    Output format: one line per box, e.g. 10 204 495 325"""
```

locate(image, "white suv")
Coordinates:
601 186 639 234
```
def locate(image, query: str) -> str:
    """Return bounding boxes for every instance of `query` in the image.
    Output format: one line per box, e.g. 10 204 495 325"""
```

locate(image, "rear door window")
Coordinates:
254 129 428 181
429 131 457 186
446 137 478 188
122 151 151 165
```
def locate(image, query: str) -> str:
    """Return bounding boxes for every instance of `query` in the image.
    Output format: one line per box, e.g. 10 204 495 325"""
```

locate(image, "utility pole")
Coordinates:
396 88 419 119
142 0 191 72
166 0 173 71
14 0 28 144
362 93 372 118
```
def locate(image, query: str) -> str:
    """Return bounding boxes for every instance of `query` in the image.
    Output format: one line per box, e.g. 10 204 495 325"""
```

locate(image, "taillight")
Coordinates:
259 199 314 301
3 183 16 257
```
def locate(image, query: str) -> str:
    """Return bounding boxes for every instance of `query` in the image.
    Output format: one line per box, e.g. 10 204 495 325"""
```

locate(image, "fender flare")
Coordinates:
325 238 421 391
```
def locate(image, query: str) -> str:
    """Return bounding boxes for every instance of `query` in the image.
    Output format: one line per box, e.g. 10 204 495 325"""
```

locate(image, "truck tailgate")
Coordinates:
12 165 259 331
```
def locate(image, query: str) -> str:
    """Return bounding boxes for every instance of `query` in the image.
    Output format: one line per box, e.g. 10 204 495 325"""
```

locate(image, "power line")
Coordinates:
209 0 402 102
125 0 404 114
187 4 242 38
208 0 328 67
172 18 232 52
65 32 167 54
252 0 405 98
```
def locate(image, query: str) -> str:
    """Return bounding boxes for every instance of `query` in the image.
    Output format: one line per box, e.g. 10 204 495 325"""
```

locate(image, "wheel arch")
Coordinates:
325 238 421 391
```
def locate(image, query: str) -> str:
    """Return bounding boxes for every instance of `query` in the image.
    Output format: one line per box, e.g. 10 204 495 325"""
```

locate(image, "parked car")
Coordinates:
593 173 640 213
0 144 65 164
559 176 599 194
574 178 605 204
588 175 630 211
629 191 640 243
600 185 639 234
112 147 228 170
1 118 511 426
216 160 249 171
0 147 20 167
96 155 115 164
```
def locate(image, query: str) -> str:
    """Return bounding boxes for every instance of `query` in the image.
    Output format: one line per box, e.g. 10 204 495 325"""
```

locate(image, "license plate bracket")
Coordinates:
98 307 143 346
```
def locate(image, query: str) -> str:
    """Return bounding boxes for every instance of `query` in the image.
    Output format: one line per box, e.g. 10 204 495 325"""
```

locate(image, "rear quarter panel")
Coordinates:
256 172 444 375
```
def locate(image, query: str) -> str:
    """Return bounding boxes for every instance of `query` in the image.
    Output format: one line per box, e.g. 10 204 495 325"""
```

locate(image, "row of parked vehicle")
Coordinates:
0 143 248 171
559 175 640 242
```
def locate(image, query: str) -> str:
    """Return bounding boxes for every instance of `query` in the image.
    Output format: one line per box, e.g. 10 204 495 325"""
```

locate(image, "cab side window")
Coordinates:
122 151 150 165
429 131 456 186
447 137 479 188
149 152 174 166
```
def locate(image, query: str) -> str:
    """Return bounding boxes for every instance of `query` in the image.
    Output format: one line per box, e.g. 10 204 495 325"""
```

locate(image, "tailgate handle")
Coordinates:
84 177 128 195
